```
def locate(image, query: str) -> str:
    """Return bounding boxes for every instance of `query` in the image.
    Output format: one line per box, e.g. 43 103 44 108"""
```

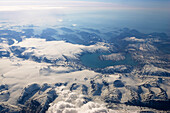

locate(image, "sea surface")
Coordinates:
80 53 137 68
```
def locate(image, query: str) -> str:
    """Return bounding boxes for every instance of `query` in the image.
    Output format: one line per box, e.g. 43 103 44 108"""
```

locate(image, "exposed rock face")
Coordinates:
16 83 58 113
0 50 10 58
113 80 124 87
0 85 10 102
99 53 125 61
104 89 122 103
0 45 10 58
18 83 41 105
0 103 22 113
23 88 57 113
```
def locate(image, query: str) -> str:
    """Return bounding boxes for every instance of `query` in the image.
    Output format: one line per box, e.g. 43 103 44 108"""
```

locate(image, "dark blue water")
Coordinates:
80 53 137 68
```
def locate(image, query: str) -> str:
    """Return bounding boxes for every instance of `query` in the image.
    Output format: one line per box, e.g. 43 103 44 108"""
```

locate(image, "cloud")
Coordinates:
47 97 108 113
47 87 108 113
47 101 108 113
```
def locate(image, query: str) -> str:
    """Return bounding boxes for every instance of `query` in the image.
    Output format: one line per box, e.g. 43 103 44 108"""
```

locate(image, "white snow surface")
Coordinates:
0 57 100 104
13 38 109 60
0 57 99 86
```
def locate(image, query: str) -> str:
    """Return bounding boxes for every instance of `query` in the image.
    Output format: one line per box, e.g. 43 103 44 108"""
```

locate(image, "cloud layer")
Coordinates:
47 86 108 113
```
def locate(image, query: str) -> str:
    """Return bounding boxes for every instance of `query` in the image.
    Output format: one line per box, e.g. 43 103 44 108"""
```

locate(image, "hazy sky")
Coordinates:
0 0 169 8
0 0 169 11
0 0 169 34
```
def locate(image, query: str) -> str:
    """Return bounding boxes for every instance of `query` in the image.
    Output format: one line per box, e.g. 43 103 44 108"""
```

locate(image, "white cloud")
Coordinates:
72 24 77 27
47 86 108 113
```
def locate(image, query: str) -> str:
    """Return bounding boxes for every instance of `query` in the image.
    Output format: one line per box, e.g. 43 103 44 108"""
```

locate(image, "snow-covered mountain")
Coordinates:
0 27 170 113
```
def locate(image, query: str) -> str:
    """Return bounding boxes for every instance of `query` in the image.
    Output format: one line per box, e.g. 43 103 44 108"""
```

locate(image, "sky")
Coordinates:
0 0 169 34
0 0 169 9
